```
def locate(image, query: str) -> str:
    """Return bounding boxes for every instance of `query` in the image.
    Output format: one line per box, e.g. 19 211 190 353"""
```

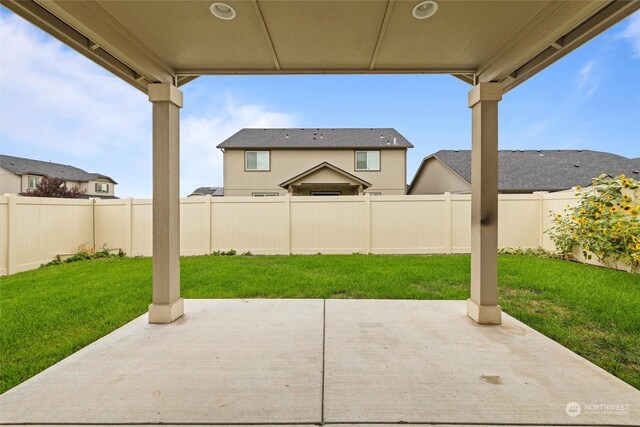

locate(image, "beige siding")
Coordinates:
82 179 116 197
294 166 358 185
2 171 116 197
0 167 21 194
20 174 37 193
224 148 407 196
408 157 471 195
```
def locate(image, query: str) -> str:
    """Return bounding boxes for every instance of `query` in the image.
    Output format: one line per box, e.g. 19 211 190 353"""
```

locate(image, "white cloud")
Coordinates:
181 101 295 196
0 11 296 197
575 59 600 100
618 11 640 58
0 12 150 157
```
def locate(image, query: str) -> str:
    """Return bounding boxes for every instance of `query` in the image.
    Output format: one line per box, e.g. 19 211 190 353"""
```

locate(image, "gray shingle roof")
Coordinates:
416 150 640 192
188 187 224 197
0 154 116 184
217 128 413 149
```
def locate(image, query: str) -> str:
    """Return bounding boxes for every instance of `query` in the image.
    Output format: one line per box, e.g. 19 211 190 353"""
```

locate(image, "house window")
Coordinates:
245 151 270 171
355 151 380 171
27 176 40 189
311 191 342 196
252 192 278 197
95 182 109 193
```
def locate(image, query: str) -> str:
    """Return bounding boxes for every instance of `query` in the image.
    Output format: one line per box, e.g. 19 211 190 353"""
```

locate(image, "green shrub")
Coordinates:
211 249 237 256
547 174 640 270
40 244 124 268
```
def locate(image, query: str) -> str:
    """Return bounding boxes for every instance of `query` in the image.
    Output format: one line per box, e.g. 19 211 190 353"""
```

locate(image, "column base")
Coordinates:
148 298 184 324
467 299 502 325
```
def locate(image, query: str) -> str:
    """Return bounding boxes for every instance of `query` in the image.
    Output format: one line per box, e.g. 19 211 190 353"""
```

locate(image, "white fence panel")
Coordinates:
0 192 582 275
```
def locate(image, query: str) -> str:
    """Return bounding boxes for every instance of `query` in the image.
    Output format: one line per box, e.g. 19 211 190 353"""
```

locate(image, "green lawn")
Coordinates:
1 254 639 393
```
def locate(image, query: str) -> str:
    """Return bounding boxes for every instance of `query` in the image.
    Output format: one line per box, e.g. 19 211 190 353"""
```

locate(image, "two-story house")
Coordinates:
0 154 118 198
217 128 413 196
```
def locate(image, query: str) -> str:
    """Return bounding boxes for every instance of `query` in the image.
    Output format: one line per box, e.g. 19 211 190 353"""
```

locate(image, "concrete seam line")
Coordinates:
321 298 327 424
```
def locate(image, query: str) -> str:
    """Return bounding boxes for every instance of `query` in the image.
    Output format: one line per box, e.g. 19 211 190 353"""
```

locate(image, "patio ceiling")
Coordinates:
3 0 638 93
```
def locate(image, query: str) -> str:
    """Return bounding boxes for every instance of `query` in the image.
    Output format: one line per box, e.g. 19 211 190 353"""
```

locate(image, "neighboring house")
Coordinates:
408 150 640 194
217 128 413 196
188 187 224 197
0 154 118 198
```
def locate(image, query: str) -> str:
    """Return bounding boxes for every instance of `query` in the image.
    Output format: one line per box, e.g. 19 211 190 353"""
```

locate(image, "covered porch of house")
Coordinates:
4 0 637 325
280 161 372 196
1 0 639 424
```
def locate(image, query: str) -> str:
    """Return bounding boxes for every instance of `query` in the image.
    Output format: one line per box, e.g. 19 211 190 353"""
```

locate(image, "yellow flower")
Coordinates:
556 214 562 219
580 208 586 214
619 174 626 180
636 244 640 250
623 180 631 188
623 205 632 212
631 209 638 216
594 212 601 219
576 185 582 191
573 234 579 239
610 207 619 213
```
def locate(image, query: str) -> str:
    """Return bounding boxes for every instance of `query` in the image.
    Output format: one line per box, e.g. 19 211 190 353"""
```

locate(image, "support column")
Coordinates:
467 83 502 325
148 83 184 324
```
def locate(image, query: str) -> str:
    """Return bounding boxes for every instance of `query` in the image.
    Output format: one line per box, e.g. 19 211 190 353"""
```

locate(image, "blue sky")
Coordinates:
0 8 638 198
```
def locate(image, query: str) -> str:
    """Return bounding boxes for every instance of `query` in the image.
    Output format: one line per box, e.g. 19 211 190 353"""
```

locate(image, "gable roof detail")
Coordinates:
279 162 371 189
410 150 640 193
0 154 117 184
217 128 413 149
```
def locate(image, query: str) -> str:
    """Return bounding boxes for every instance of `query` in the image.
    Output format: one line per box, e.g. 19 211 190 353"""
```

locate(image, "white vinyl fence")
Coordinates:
0 192 578 276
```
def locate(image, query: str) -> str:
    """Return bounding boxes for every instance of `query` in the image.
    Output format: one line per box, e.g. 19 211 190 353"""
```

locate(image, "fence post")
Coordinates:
125 197 133 256
285 193 292 255
444 192 452 254
535 191 547 249
91 198 96 251
205 195 212 255
365 193 372 254
6 194 17 275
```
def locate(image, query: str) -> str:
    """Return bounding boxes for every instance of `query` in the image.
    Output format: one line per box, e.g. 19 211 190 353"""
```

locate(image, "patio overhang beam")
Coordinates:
1 0 183 92
174 67 479 77
3 0 638 328
500 0 639 92
4 0 637 95
1 0 150 93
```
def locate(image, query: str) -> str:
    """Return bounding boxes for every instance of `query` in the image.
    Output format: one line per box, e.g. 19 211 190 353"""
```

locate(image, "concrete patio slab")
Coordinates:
323 300 640 425
1 299 638 426
0 299 324 424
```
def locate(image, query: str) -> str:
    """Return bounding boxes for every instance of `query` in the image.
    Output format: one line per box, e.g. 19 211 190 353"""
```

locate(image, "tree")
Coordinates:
21 176 85 199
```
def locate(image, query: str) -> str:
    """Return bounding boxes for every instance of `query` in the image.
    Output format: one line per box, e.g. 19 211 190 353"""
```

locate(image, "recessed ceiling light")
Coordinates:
210 2 236 20
412 1 438 19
